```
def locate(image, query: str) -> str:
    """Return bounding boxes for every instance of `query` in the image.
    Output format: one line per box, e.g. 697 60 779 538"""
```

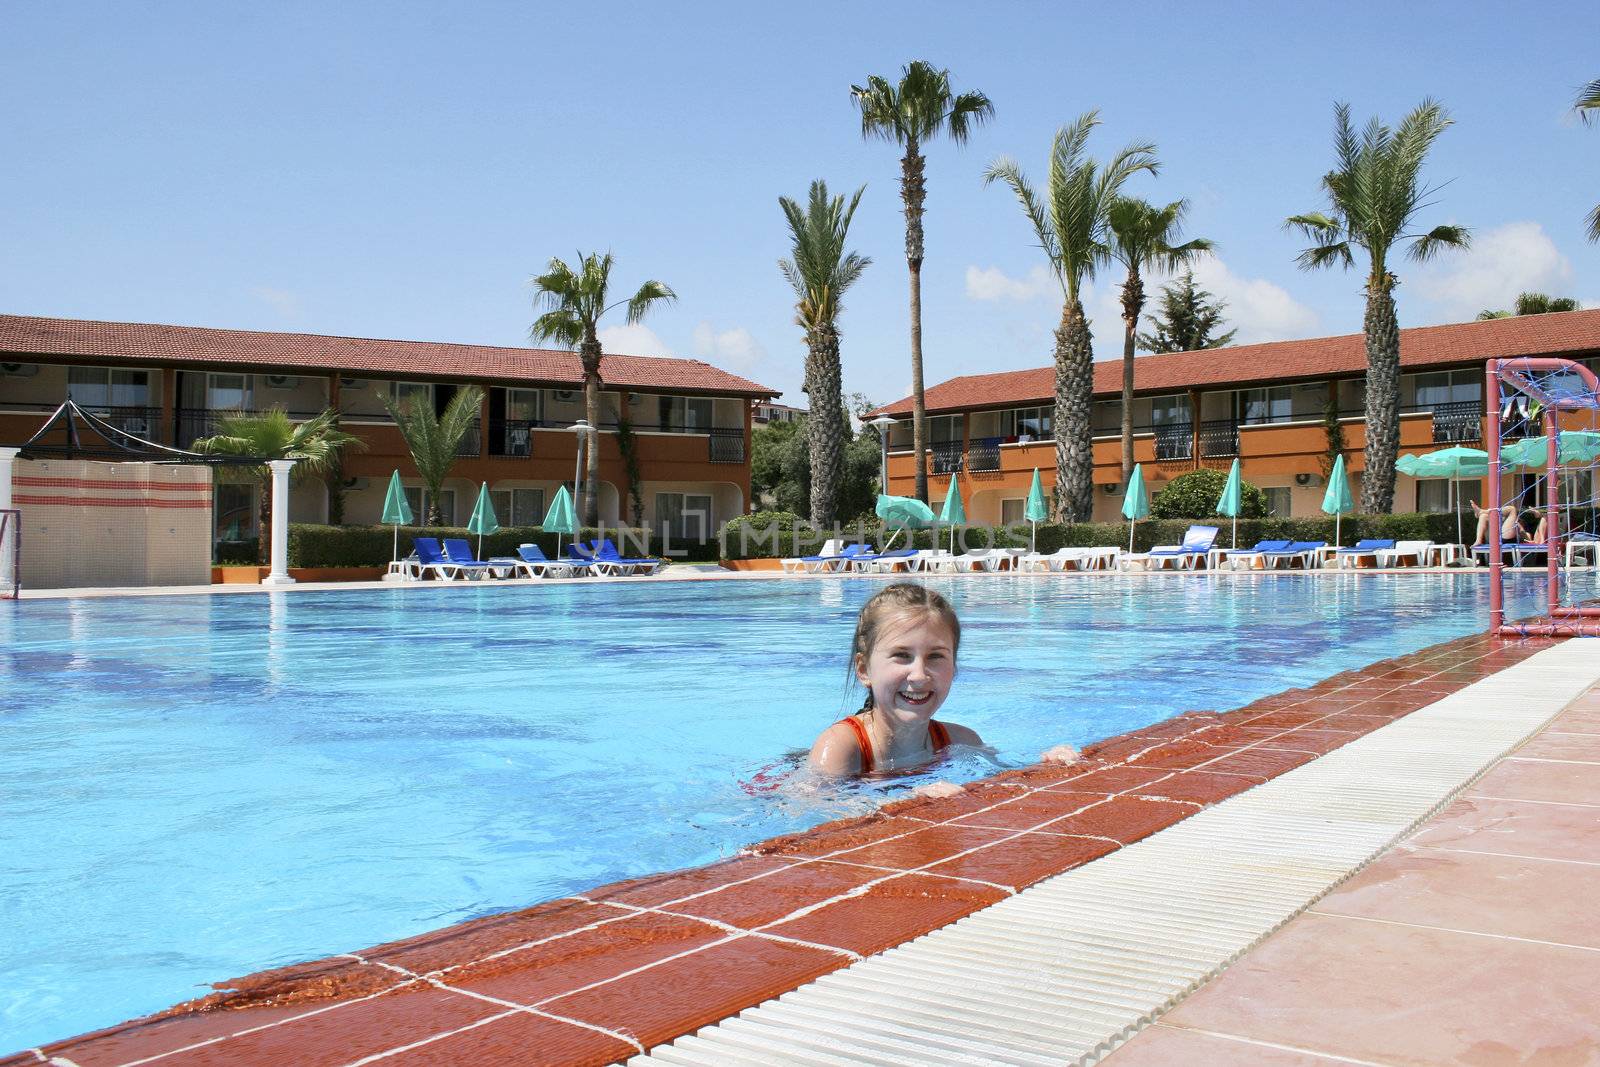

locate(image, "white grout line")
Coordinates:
632 642 1600 1066
1147 1023 1399 1067
570 896 865 962
1460 793 1600 809
1414 843 1600 868
1503 755 1600 766
1308 910 1600 955
337 1009 522 1067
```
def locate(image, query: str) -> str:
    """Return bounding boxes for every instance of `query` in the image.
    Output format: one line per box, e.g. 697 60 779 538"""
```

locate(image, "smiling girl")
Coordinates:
808 583 983 776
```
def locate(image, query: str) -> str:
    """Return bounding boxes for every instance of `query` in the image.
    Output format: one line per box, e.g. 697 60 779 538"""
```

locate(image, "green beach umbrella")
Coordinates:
381 470 413 562
938 473 966 555
543 483 576 556
1500 431 1600 470
1121 464 1150 553
1216 458 1244 549
466 481 499 557
875 494 936 550
1395 445 1486 546
1024 468 1048 553
1322 454 1355 547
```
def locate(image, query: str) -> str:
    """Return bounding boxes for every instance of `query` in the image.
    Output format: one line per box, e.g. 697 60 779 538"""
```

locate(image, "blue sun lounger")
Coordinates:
593 538 662 576
443 538 511 578
499 544 580 578
1219 539 1293 570
1335 539 1394 568
1261 541 1326 569
414 537 492 580
851 547 919 573
800 543 874 574
1147 525 1219 569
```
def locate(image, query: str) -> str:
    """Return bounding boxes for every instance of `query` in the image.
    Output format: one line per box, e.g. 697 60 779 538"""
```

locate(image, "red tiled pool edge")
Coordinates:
8 631 1562 1067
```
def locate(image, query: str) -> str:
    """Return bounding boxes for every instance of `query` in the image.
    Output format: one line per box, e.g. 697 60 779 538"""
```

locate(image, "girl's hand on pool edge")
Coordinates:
910 781 964 800
1040 744 1081 765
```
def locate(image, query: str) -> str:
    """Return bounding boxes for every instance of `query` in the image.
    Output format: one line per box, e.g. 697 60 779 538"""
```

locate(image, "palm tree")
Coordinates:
1578 78 1600 242
195 408 361 562
381 386 481 525
1107 197 1214 486
852 61 993 503
778 180 871 526
1287 99 1469 514
985 111 1157 521
1476 292 1582 319
530 253 676 525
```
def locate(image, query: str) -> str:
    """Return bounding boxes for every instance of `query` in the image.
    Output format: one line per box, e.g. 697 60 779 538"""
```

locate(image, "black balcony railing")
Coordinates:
175 408 326 449
1430 400 1482 444
1153 424 1194 461
709 427 745 464
967 436 1002 472
454 419 482 458
930 442 965 475
1198 419 1240 458
488 419 534 458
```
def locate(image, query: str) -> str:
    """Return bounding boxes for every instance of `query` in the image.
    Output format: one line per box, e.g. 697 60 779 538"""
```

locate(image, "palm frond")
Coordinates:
1407 223 1470 262
1294 240 1355 271
853 61 993 146
1586 201 1600 244
944 89 996 144
623 280 677 325
1576 78 1600 122
778 180 871 329
983 157 1059 271
1285 211 1343 240
851 74 904 143
530 308 583 349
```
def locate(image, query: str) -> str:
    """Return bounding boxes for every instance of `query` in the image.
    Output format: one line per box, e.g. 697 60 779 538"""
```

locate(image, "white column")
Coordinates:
0 447 17 512
261 459 297 586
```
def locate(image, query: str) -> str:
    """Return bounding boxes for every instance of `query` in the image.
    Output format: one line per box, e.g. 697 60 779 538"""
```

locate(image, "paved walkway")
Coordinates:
1102 680 1600 1066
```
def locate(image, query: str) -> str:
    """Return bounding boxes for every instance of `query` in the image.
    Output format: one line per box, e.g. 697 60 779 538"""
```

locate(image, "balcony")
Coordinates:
929 442 965 475
966 436 1002 472
454 419 482 458
488 419 535 458
1429 400 1482 444
175 408 326 449
1153 424 1194 461
1198 419 1240 459
708 427 745 464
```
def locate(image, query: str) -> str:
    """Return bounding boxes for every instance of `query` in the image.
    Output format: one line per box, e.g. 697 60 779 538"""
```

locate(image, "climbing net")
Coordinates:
1486 356 1600 636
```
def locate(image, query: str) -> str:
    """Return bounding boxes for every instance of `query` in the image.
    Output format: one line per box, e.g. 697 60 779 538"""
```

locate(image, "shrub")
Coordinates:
1149 468 1268 519
214 540 261 565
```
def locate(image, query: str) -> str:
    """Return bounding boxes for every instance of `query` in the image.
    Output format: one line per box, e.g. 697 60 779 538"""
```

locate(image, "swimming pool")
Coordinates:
1 571 1591 1050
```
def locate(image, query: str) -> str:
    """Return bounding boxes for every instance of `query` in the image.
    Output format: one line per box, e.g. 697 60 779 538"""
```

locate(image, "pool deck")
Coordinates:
7 611 1595 1066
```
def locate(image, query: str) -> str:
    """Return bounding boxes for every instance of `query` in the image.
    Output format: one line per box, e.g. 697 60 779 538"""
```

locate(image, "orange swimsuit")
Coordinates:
839 715 952 774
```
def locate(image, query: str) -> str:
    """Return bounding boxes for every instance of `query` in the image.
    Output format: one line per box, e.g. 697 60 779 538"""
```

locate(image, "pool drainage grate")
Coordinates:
632 639 1597 1066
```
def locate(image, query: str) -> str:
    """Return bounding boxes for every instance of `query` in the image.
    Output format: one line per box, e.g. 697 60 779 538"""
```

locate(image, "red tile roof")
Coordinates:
868 309 1600 416
0 314 779 398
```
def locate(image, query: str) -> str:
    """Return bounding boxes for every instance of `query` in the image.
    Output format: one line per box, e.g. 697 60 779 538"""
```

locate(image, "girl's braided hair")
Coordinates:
848 582 961 713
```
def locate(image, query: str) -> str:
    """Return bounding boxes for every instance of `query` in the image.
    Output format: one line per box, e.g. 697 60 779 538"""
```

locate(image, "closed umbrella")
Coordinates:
875 494 935 550
381 470 413 562
938 473 966 555
1216 458 1244 549
1396 445 1487 546
466 482 499 558
1121 464 1150 553
543 483 576 558
1322 454 1355 547
1025 468 1049 554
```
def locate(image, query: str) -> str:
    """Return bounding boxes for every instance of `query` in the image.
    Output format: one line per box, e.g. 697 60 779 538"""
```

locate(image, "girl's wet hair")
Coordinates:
848 582 961 712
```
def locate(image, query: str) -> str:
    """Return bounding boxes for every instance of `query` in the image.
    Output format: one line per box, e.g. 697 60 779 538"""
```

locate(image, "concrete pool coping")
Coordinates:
7 620 1585 1067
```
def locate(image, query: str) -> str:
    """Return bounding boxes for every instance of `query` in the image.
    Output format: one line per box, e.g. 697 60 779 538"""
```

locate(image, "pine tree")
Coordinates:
1136 272 1238 353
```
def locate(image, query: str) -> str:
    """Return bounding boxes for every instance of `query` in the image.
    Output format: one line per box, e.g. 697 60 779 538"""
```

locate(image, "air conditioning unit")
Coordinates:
0 362 38 377
1295 472 1322 487
264 374 298 390
338 376 367 391
554 389 577 402
342 476 370 491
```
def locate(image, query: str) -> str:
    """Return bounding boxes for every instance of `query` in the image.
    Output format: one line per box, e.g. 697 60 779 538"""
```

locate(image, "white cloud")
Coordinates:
597 323 674 358
965 264 1056 302
1414 221 1573 319
691 321 766 371
1186 255 1320 345
249 286 300 319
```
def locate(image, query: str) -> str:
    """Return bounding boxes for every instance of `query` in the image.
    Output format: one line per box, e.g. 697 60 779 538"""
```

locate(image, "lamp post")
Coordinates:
868 415 898 495
569 419 593 526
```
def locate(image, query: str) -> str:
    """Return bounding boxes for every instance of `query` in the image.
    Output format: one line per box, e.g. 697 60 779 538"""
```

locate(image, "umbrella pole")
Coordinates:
392 524 398 563
1128 519 1135 554
1232 515 1237 550
1030 520 1036 555
1453 479 1462 548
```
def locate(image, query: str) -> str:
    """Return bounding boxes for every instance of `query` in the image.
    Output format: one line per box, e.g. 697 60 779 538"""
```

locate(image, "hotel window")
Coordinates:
1238 387 1292 425
390 381 433 412
491 487 545 526
404 487 456 526
504 388 542 424
1000 498 1026 524
214 483 256 541
1262 486 1292 517
658 395 713 432
1092 400 1120 436
1002 406 1051 441
927 414 964 444
205 373 252 410
68 367 151 409
1411 371 1479 409
1149 395 1190 428
656 492 713 541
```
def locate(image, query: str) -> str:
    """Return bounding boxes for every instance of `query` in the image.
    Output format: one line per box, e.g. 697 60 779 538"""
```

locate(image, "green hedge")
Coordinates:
214 540 261 565
286 524 723 568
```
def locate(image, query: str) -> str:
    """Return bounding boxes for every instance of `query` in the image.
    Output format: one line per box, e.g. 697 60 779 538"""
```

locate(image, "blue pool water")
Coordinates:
1 571 1592 1050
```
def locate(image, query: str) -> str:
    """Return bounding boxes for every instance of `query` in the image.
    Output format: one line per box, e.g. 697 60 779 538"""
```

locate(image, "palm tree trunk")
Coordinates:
1054 300 1096 522
256 476 271 565
808 327 846 526
902 137 929 504
1119 266 1144 488
1360 276 1400 514
580 332 603 527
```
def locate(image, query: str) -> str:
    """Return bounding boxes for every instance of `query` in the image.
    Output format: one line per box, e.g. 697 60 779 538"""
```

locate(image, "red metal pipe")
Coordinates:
1552 606 1600 617
1545 407 1560 608
1497 624 1600 637
1486 360 1504 633
1496 357 1600 410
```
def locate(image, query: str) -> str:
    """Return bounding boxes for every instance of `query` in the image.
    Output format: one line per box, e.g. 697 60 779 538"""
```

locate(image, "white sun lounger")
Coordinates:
1375 540 1432 568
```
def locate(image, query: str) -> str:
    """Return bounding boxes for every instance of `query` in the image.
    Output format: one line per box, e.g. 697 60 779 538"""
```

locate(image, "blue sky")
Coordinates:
2 1 1597 409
